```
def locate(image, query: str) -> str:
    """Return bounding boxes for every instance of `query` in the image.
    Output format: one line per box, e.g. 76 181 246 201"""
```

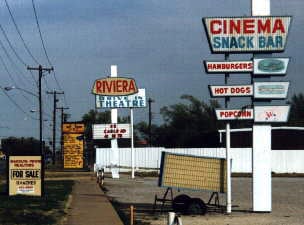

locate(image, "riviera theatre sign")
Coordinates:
203 16 292 53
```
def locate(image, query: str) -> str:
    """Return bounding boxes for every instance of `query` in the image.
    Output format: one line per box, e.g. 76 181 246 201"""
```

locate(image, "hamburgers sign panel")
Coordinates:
204 61 253 73
92 77 138 96
203 16 292 53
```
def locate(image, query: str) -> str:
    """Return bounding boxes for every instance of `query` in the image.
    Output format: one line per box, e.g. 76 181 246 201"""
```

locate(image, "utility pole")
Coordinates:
148 98 154 146
57 107 69 163
27 65 53 196
47 90 64 165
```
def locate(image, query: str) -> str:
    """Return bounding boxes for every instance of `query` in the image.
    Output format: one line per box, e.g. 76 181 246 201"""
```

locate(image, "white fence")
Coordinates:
95 147 304 173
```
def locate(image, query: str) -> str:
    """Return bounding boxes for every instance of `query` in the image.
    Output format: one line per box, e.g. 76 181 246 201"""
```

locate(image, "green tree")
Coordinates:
136 95 222 147
288 93 304 126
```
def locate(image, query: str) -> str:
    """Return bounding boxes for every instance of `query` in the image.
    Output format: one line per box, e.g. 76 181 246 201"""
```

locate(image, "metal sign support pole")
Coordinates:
224 53 231 214
130 108 135 179
111 65 119 178
252 0 272 212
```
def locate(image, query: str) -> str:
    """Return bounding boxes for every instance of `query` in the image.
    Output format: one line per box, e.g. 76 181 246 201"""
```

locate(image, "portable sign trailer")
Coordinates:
154 152 227 215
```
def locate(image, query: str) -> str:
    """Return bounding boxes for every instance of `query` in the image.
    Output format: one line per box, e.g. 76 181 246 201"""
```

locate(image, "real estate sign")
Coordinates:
9 156 42 196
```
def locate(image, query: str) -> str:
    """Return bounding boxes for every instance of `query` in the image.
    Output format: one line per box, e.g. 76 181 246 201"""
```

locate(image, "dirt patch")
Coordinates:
103 174 304 225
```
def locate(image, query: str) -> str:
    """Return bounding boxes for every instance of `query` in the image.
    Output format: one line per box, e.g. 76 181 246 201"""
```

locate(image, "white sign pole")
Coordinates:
130 108 135 179
111 65 119 178
252 0 272 212
226 122 231 213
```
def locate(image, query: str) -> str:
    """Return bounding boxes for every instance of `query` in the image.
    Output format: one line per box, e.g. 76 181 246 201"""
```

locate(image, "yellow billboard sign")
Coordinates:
9 156 42 196
62 123 85 133
159 152 226 193
63 133 84 169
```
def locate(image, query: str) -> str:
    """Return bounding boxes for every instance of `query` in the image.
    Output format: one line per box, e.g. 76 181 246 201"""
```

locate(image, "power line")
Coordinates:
0 24 37 86
1 89 38 121
0 37 34 88
31 0 52 67
31 0 68 108
4 0 39 65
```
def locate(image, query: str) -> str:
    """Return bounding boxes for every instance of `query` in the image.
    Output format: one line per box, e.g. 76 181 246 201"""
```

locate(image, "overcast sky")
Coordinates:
0 0 303 143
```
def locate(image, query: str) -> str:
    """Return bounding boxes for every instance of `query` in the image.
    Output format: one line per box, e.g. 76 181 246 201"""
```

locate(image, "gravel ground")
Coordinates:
103 174 304 225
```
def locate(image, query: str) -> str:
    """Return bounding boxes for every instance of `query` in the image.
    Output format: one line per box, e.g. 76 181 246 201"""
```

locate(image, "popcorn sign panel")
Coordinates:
9 156 42 196
203 16 292 53
93 123 131 139
215 109 254 120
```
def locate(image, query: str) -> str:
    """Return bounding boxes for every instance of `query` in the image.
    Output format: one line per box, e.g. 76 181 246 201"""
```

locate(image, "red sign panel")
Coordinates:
215 109 254 120
92 77 138 96
204 61 253 73
209 85 253 97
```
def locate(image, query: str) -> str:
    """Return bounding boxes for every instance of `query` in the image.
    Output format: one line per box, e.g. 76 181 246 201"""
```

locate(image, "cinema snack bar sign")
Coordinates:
203 16 292 53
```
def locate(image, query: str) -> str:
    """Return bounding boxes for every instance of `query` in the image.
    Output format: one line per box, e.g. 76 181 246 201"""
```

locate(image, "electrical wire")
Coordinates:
0 24 37 86
1 89 38 121
0 37 34 89
4 0 39 65
31 0 68 107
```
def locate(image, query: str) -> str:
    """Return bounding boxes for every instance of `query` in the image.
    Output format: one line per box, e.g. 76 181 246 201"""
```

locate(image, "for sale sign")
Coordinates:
204 61 253 73
203 16 292 53
209 85 253 97
215 109 254 120
9 156 42 196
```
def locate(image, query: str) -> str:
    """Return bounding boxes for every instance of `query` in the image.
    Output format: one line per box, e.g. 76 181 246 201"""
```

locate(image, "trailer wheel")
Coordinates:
187 198 207 215
172 194 191 213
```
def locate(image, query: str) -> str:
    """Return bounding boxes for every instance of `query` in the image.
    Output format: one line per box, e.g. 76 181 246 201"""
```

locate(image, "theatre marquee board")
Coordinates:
203 16 292 53
158 152 227 193
8 156 42 196
93 123 131 139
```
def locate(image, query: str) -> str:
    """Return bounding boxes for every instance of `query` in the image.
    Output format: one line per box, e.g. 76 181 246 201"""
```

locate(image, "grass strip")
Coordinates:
0 180 73 225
